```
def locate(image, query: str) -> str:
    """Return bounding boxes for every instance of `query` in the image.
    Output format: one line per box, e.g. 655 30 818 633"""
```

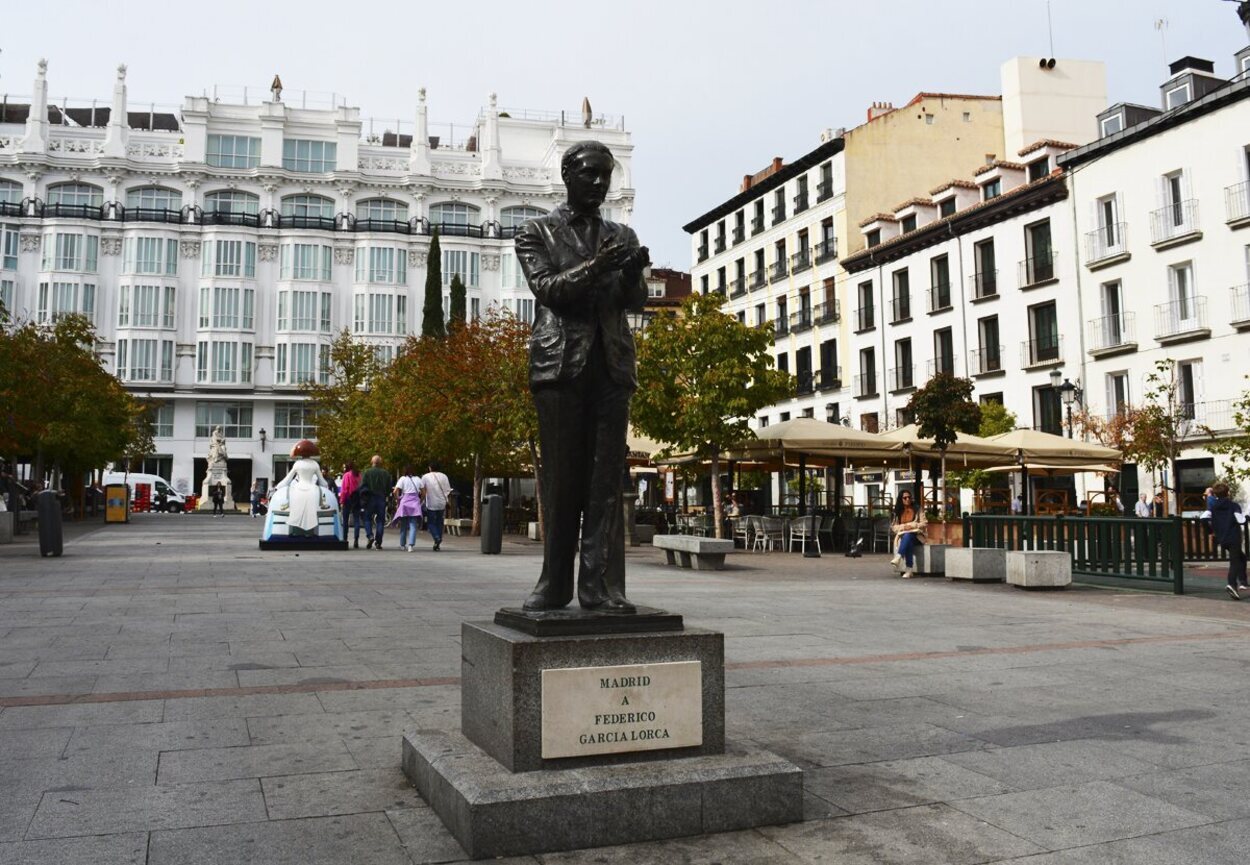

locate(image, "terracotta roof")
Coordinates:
904 92 1002 108
891 197 934 212
1017 139 1077 157
858 212 899 228
973 160 1027 177
929 179 978 196
842 173 1067 270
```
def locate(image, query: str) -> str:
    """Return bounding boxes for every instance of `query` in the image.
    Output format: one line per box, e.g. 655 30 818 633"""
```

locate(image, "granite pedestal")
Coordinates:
1006 549 1072 588
945 546 1007 582
402 617 802 858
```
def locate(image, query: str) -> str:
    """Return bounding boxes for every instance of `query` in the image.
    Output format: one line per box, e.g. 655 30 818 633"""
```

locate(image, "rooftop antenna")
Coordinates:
1154 18 1169 72
1046 0 1055 59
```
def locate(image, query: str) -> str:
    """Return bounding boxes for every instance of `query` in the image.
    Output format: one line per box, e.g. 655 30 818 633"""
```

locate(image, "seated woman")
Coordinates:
890 490 926 578
268 440 337 537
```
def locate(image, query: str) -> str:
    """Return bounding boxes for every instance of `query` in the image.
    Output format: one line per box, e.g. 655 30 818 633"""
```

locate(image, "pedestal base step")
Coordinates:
258 538 348 551
402 730 802 859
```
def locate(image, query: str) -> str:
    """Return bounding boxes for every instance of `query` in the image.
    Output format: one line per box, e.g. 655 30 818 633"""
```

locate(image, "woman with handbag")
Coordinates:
338 462 367 549
889 490 926 578
391 467 425 552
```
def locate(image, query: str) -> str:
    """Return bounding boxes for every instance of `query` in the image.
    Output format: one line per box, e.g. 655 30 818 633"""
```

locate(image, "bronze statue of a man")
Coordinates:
515 140 650 613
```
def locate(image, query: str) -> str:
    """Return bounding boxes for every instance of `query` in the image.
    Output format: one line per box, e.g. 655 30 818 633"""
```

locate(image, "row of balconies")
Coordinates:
1083 185 1250 269
0 199 527 240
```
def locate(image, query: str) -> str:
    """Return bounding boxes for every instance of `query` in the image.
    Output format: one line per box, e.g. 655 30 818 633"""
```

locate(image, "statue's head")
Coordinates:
561 140 614 213
291 439 320 458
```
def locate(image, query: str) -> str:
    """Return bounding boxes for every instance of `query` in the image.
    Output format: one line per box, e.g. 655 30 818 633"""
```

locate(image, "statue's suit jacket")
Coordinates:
514 204 648 389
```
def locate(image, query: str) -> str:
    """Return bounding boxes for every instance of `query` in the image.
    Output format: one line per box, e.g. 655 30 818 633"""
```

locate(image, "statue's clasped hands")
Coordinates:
592 238 650 275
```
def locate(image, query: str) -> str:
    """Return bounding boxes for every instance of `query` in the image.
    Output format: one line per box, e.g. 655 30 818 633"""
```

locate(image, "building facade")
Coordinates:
0 61 635 498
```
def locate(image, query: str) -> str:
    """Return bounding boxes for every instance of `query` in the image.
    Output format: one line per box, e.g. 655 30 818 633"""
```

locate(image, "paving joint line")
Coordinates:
2 630 1244 710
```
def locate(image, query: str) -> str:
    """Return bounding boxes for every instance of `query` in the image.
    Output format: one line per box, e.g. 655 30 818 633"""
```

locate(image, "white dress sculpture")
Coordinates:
199 425 234 511
263 439 341 540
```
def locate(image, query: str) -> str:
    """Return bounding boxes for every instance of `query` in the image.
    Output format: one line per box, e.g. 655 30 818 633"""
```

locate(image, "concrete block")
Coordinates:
635 524 656 544
460 621 724 772
945 547 1006 583
1006 550 1072 589
915 544 949 576
528 521 540 541
653 535 735 570
403 730 803 859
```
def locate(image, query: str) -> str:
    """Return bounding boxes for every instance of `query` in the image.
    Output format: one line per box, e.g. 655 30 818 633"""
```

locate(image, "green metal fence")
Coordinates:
964 514 1185 594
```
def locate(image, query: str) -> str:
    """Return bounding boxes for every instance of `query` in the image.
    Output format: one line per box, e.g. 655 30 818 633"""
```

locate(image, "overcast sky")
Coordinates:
2 1 1246 266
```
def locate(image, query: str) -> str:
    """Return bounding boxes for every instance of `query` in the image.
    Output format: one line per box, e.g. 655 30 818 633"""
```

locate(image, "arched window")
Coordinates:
0 180 22 204
500 205 547 229
281 194 335 219
356 198 409 222
204 190 260 215
126 186 183 212
47 182 103 207
429 202 480 226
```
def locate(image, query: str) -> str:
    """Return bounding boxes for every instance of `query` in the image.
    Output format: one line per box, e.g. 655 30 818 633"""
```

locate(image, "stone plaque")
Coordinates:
541 660 703 759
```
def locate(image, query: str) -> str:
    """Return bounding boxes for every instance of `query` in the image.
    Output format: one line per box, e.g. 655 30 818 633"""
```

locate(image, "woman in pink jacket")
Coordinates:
338 461 366 549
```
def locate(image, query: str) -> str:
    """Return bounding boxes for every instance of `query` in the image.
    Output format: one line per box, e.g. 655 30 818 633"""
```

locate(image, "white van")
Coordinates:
101 472 188 513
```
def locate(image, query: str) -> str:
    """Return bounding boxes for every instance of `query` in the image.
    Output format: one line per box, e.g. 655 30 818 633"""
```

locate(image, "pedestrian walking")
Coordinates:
420 461 453 551
209 481 225 517
392 467 425 552
1210 483 1248 600
338 462 367 548
360 455 392 550
249 481 262 518
1135 493 1152 518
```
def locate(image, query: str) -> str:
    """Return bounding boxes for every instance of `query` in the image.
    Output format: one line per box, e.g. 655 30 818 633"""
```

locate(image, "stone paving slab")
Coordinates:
6 515 1250 862
0 832 148 865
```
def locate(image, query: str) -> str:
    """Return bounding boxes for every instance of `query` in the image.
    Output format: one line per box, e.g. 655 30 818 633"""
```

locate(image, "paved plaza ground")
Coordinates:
3 513 1250 864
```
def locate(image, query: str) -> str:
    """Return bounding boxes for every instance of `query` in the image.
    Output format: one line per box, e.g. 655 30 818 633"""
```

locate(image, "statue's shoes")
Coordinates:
582 597 637 614
522 594 569 612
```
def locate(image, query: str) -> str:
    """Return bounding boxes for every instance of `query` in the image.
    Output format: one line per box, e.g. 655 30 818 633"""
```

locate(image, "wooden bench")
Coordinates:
653 534 735 570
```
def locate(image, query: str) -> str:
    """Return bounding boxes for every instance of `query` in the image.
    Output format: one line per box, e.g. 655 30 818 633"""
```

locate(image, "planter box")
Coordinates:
925 520 963 547
1006 550 1071 589
915 543 948 576
945 546 1006 582
635 524 656 544
528 521 540 541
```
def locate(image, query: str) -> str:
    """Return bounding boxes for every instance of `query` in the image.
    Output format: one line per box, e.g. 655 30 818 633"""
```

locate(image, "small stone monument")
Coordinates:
197 426 233 511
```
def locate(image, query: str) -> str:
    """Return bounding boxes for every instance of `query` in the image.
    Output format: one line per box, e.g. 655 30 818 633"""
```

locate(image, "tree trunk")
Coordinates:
709 449 723 539
939 448 948 521
529 438 544 541
471 453 483 536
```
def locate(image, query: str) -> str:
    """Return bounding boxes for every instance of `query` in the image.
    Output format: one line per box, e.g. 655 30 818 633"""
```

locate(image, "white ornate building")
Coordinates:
0 61 635 496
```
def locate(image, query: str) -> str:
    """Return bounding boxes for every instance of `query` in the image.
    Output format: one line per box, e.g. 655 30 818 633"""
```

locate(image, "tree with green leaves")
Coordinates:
906 373 981 518
421 227 446 338
1204 376 1250 487
447 274 467 332
1130 358 1194 513
0 313 152 516
304 329 381 469
948 400 1017 506
632 292 794 538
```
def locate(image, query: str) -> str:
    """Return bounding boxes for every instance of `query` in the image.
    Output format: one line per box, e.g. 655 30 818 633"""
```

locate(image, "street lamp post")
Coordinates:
1048 369 1082 438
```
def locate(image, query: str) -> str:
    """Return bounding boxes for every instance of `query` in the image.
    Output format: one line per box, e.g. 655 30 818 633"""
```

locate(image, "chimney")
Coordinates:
1161 56 1224 110
866 101 895 122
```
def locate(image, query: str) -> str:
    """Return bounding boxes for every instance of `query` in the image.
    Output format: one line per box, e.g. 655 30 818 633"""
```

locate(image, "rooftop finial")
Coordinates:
419 87 427 104
116 63 127 80
270 74 283 102
37 58 47 77
489 92 497 108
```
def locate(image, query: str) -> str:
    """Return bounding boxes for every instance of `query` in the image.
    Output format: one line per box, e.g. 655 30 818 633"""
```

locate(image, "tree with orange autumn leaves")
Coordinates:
310 310 537 536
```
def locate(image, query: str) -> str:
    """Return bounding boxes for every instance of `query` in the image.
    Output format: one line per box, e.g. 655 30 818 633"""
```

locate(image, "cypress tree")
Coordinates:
448 274 467 331
422 227 446 338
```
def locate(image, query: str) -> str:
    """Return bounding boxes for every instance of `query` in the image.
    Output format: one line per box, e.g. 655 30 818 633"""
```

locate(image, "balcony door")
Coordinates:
1170 263 1197 331
1101 281 1123 345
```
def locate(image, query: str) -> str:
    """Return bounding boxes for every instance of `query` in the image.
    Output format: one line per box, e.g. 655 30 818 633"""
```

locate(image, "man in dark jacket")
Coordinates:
515 140 649 613
1209 482 1248 599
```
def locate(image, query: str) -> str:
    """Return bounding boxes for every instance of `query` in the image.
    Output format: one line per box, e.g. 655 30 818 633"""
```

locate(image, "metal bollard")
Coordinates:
480 494 503 554
36 490 63 557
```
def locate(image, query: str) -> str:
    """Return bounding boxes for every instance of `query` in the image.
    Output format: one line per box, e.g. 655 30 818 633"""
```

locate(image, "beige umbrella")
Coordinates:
722 417 905 462
876 424 1018 468
986 429 1122 465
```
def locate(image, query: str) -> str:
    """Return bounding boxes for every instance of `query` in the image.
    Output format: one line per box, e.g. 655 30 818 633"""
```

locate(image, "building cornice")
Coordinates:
682 137 844 234
841 173 1068 273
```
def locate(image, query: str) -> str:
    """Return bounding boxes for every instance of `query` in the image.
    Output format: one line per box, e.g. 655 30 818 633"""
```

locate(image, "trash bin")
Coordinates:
36 489 63 557
105 483 130 524
480 493 503 554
